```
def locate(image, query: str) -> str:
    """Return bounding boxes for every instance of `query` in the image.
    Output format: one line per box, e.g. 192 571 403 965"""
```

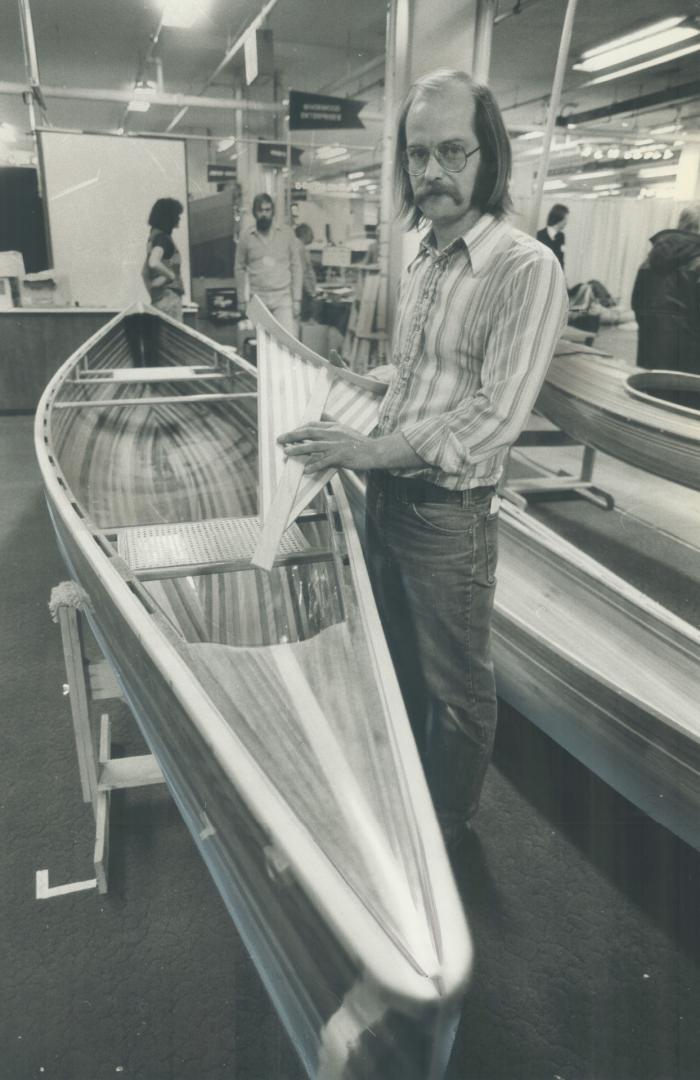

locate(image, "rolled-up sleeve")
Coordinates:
401 250 568 474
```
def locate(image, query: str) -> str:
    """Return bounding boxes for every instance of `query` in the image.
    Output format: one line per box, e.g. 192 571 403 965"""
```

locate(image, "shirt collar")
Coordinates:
418 213 508 273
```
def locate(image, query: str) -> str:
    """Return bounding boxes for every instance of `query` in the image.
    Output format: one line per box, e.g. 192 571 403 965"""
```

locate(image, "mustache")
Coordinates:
415 180 457 201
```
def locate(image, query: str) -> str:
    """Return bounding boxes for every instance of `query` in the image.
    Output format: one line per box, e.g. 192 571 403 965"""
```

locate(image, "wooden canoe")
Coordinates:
340 473 700 853
493 500 700 851
537 343 700 491
35 304 472 1079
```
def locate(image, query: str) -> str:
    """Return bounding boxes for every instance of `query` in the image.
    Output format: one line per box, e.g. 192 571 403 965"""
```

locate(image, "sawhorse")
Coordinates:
37 582 165 898
504 421 615 512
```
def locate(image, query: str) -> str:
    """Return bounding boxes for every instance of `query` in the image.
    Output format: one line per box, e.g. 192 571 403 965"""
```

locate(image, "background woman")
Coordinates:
143 197 185 321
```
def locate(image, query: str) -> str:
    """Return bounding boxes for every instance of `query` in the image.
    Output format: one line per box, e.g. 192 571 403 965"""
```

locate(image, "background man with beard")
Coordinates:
278 69 568 851
235 193 302 334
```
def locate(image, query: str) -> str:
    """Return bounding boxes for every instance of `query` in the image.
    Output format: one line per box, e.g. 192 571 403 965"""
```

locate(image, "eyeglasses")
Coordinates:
402 141 481 175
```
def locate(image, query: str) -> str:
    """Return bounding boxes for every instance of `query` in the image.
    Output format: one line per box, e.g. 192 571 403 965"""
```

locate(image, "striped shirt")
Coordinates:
378 213 568 489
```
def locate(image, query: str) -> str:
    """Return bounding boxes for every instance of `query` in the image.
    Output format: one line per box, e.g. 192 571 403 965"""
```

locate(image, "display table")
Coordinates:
0 308 195 413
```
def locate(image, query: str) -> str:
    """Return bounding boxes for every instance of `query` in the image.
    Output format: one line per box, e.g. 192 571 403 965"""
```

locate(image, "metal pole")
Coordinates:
377 0 409 345
165 0 284 133
472 0 497 84
17 0 44 128
528 0 580 235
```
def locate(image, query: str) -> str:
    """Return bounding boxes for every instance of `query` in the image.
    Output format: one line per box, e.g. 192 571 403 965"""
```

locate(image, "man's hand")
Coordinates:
278 421 377 473
278 423 425 474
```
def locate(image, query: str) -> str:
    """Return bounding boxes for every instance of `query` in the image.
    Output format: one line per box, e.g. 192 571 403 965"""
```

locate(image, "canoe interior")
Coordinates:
626 370 700 417
39 309 470 1077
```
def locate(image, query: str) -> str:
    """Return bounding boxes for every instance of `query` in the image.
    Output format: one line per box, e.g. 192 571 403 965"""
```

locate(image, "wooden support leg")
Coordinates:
94 715 111 895
47 583 166 898
56 603 99 806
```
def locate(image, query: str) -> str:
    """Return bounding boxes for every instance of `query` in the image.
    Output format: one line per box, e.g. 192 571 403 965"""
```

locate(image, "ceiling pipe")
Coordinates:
473 0 497 84
165 0 284 133
0 80 283 115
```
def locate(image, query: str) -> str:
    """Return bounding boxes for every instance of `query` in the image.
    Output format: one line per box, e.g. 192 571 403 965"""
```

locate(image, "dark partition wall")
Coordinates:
0 167 48 273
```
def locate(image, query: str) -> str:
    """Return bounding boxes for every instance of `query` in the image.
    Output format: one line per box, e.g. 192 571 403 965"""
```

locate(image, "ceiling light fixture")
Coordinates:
347 171 365 180
650 123 682 135
161 0 208 28
217 136 236 152
516 130 545 141
543 179 568 191
127 99 151 113
581 41 700 86
573 21 698 73
579 17 685 59
638 164 678 178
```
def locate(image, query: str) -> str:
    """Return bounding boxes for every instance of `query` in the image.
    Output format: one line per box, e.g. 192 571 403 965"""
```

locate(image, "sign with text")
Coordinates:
257 142 304 168
288 90 366 130
207 163 237 183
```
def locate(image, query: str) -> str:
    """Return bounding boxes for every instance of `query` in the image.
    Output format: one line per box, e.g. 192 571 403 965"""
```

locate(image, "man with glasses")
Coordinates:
279 69 568 851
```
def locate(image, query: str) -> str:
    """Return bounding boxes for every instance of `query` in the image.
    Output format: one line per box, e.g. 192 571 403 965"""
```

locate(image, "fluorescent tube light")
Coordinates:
516 130 545 141
578 16 685 59
127 99 151 113
348 171 365 179
573 25 698 72
638 165 678 178
581 41 700 85
543 179 568 191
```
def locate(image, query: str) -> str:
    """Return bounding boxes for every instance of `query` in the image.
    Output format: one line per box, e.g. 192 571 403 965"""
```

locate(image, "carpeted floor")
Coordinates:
2 414 699 1080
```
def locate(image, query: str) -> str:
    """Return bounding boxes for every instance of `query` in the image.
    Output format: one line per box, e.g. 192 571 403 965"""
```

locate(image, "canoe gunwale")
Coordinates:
625 370 700 420
35 307 472 1004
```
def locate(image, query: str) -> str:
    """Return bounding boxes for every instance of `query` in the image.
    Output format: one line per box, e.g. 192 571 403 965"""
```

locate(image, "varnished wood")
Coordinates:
539 351 700 490
35 303 472 1080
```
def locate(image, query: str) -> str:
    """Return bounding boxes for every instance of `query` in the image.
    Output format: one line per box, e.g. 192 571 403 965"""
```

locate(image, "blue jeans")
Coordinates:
366 475 499 835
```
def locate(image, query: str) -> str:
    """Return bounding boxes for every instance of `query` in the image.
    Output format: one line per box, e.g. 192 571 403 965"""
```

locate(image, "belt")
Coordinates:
372 473 495 507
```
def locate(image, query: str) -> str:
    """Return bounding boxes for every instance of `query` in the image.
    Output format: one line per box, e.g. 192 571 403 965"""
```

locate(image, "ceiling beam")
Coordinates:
556 79 700 127
0 81 283 115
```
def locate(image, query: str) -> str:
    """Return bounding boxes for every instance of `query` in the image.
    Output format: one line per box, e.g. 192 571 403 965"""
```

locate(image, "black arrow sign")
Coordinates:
288 90 366 131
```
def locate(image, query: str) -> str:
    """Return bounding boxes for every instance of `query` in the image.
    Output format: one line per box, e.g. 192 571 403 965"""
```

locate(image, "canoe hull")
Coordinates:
36 307 471 1080
493 505 700 850
537 380 700 491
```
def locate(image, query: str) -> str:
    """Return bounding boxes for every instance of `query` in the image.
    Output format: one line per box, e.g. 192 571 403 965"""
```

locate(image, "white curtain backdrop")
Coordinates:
513 198 696 307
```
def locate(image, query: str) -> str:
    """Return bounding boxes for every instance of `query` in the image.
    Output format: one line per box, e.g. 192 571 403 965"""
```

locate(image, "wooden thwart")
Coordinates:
71 366 228 384
53 391 257 409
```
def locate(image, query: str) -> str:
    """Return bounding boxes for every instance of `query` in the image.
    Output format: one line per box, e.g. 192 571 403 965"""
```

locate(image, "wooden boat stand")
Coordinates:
38 582 165 899
504 418 615 511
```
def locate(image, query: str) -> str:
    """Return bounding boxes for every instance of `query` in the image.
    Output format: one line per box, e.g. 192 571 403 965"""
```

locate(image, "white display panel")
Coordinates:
38 131 190 308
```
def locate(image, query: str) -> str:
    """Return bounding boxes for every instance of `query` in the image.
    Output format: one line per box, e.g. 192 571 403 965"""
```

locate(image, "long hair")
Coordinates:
394 69 512 230
147 197 183 233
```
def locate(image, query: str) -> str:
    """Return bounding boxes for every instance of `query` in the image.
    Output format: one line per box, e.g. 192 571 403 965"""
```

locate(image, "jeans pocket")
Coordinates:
410 501 475 536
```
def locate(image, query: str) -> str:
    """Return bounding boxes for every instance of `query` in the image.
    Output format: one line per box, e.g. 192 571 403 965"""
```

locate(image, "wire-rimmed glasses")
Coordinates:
402 141 481 175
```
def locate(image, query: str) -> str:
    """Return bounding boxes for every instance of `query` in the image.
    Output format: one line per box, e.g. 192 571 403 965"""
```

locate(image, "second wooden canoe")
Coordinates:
537 344 700 490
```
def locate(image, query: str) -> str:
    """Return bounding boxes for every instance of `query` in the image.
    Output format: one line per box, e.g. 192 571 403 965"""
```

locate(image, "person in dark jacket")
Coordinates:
632 206 700 372
537 203 568 270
